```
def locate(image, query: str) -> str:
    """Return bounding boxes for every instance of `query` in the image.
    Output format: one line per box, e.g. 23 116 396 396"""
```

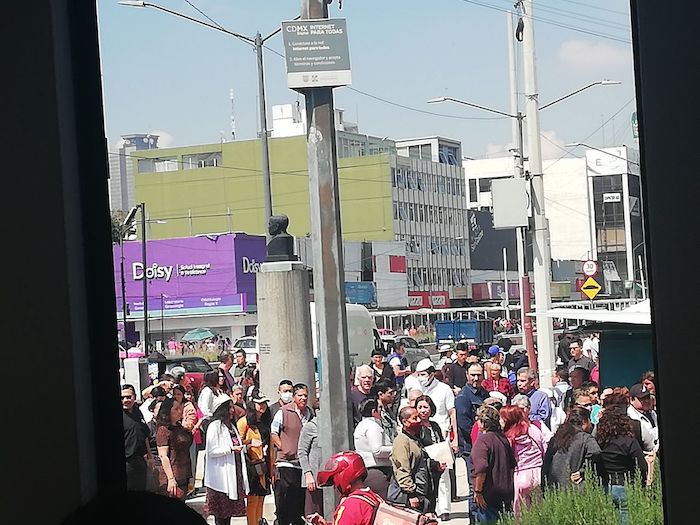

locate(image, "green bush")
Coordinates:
497 464 663 525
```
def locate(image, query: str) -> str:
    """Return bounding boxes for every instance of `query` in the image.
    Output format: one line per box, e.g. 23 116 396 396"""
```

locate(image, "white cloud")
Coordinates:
539 130 567 159
557 40 631 73
150 130 175 148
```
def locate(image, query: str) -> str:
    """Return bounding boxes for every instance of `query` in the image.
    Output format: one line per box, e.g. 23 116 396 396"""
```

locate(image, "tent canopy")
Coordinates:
534 299 651 325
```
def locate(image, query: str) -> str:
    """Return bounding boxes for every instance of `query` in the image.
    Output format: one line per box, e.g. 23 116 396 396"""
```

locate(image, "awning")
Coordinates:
532 300 651 325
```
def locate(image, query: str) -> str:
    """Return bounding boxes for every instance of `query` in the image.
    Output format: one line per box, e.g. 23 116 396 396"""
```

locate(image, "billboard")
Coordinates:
408 291 450 309
282 18 352 89
345 282 377 307
468 210 527 271
114 234 266 318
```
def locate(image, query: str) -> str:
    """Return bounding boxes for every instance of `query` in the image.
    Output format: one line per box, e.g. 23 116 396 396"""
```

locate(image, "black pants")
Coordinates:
125 456 147 491
274 467 305 525
365 467 392 500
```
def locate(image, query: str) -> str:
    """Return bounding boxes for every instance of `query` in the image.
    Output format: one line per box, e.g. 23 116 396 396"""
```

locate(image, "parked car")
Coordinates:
232 335 259 365
163 356 214 394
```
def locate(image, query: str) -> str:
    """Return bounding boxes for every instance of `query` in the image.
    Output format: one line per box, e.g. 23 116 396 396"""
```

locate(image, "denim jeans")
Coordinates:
606 485 628 525
473 504 504 524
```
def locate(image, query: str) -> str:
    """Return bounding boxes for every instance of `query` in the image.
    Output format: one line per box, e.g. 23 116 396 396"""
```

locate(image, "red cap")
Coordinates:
317 451 367 495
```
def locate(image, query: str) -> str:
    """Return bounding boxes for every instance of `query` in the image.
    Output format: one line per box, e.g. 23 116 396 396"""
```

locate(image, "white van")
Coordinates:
234 302 380 368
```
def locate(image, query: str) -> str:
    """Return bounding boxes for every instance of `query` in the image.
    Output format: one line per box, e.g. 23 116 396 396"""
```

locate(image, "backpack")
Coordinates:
347 492 437 525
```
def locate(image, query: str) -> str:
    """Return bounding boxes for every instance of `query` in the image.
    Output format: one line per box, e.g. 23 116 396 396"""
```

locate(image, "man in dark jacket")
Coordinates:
455 363 489 509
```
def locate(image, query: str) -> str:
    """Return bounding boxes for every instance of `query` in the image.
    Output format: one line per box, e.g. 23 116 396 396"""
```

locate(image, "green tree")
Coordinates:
111 209 128 243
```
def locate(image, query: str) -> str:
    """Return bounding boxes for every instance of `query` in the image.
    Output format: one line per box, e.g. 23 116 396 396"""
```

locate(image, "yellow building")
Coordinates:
131 135 394 242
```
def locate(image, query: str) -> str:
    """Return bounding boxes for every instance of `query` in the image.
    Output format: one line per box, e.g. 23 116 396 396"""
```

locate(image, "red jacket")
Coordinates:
333 489 382 525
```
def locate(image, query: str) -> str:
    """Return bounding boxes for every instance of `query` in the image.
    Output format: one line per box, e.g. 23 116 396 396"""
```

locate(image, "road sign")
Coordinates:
282 19 351 89
582 260 598 277
581 276 602 300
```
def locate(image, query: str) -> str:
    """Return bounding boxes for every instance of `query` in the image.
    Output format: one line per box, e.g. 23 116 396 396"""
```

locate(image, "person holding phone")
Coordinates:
204 395 250 525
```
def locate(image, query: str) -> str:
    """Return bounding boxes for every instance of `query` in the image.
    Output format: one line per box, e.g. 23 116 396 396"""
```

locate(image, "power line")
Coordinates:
262 44 507 122
344 87 507 121
504 0 630 31
555 0 628 17
458 0 632 44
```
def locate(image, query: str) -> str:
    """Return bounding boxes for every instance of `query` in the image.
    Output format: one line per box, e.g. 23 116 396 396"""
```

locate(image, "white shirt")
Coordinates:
582 337 599 361
418 379 455 435
198 386 217 418
404 374 422 397
354 417 392 468
627 405 659 453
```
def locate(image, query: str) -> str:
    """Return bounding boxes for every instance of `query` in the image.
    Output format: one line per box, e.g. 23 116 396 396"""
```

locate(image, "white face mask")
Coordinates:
418 377 432 388
280 392 293 404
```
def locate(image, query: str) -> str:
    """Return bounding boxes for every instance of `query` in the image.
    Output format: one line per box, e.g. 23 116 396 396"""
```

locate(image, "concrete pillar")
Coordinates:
257 261 316 401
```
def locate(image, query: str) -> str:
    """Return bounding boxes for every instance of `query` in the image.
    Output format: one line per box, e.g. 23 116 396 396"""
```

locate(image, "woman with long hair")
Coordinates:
155 397 193 500
204 396 249 525
173 385 204 496
199 370 223 419
595 406 648 525
237 396 273 525
414 395 450 520
500 404 546 517
542 406 600 489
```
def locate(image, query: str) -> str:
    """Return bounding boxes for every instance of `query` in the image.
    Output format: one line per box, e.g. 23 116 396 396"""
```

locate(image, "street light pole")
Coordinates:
120 237 128 333
140 202 149 352
521 0 555 388
255 32 273 239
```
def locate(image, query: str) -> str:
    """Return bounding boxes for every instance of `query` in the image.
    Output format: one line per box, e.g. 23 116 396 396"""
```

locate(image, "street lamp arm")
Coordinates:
540 80 621 111
128 2 255 45
262 15 300 42
565 142 640 166
427 97 516 119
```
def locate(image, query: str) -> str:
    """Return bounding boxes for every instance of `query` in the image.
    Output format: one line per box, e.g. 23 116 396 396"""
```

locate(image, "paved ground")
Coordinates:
187 453 471 524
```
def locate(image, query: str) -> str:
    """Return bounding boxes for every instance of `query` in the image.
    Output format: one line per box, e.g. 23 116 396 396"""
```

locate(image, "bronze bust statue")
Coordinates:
266 214 298 262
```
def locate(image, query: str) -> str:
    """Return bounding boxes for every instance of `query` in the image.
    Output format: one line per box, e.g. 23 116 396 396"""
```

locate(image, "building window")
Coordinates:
408 145 421 159
138 157 179 173
417 204 425 222
420 144 432 160
478 177 492 193
392 202 398 220
417 175 424 191
399 203 407 221
469 179 478 202
391 168 397 188
183 152 221 169
408 203 415 222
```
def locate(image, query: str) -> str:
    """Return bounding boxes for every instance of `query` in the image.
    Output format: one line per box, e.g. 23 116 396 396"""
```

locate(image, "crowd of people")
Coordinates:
122 334 659 525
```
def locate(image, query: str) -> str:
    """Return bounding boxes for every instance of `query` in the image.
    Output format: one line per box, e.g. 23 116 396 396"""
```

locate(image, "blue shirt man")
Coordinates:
516 367 552 427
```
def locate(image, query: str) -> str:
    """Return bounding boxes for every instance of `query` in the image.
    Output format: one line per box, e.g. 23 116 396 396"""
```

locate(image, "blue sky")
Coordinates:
98 0 636 159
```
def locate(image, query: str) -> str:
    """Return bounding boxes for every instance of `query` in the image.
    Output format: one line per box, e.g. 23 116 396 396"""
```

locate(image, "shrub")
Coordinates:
496 464 663 525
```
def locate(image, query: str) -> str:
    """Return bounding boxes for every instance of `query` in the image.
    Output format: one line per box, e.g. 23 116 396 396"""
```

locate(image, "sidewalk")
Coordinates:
187 454 471 524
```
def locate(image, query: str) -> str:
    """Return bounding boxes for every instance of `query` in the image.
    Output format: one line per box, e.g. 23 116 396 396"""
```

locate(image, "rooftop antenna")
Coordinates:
230 88 236 140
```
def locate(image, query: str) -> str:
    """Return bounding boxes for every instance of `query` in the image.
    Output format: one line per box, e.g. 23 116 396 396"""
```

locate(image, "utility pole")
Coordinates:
301 0 353 516
520 0 554 387
255 32 273 240
507 10 536 370
140 202 149 352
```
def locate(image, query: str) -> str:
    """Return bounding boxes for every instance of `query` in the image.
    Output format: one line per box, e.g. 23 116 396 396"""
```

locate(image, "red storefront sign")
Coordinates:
408 291 450 309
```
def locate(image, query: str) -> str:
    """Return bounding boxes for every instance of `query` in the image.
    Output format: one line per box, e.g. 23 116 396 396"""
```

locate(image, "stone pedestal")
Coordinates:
256 261 316 402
